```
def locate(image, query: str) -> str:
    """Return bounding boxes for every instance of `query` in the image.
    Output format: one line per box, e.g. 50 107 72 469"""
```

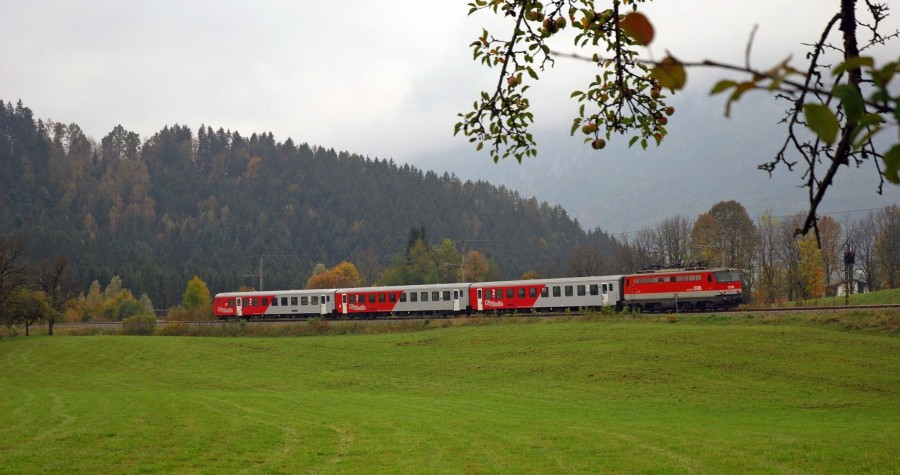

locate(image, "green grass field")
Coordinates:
1 313 898 473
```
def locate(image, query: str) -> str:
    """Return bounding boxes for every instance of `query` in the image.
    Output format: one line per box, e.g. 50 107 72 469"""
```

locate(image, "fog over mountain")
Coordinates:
417 90 899 234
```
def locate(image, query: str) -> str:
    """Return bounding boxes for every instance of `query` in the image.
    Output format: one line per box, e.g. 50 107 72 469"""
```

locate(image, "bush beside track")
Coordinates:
16 307 899 338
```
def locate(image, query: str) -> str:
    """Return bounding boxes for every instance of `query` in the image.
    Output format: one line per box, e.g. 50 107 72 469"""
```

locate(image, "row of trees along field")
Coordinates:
616 201 899 304
0 233 215 334
0 201 896 332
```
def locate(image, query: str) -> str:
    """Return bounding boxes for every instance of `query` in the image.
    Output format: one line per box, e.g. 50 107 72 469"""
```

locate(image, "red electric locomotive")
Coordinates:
622 266 742 312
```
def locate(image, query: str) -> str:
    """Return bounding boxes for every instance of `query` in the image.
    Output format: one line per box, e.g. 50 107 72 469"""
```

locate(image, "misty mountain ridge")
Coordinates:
416 94 898 234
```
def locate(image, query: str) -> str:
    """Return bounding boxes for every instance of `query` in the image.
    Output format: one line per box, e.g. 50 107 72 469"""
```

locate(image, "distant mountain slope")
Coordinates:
0 99 616 307
417 95 899 233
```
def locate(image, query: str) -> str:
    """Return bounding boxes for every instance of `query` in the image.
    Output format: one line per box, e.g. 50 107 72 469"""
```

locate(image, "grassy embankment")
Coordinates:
1 311 898 473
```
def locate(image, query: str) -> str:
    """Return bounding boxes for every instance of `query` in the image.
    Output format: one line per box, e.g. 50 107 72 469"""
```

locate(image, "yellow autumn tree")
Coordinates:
798 234 826 300
306 261 363 289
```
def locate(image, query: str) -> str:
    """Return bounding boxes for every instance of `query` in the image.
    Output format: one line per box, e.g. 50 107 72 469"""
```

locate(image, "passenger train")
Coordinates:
213 266 743 320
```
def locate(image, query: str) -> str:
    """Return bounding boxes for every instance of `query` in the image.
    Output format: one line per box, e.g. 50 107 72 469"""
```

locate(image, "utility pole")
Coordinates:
721 233 726 267
461 240 467 282
242 255 265 291
259 256 264 291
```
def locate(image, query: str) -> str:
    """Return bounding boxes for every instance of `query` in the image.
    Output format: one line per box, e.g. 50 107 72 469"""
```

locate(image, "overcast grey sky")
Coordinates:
3 1 898 230
2 1 877 159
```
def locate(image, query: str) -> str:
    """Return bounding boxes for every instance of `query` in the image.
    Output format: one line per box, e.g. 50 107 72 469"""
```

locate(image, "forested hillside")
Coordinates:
0 99 615 308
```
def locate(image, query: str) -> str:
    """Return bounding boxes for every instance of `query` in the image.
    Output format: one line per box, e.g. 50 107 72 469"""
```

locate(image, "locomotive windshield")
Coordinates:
714 270 741 283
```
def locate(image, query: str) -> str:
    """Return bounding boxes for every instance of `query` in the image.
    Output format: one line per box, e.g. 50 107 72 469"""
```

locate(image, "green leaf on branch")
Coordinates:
651 56 686 90
850 113 886 147
710 80 737 95
833 84 865 123
832 56 874 76
884 144 900 184
803 103 840 144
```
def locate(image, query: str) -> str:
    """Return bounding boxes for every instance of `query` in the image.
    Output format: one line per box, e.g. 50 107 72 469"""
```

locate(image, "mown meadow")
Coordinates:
1 311 898 473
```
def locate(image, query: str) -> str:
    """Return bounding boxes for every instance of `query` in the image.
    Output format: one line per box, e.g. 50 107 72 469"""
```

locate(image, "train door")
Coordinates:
341 293 348 315
320 295 328 315
602 282 616 306
476 288 483 311
453 290 461 312
236 297 243 317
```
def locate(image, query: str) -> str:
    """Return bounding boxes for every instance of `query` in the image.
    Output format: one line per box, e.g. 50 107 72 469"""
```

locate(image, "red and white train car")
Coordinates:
335 283 470 318
470 275 623 313
214 289 335 319
622 266 742 312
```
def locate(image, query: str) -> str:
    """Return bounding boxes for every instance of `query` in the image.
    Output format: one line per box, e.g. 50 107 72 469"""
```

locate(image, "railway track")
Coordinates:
51 303 898 328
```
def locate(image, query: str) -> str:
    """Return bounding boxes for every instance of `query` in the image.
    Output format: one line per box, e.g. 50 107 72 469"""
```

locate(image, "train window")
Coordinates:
271 298 278 307
714 270 741 282
312 296 320 305
565 286 574 297
279 297 286 306
477 289 482 299
518 288 525 298
376 293 384 303
541 287 549 298
326 296 330 302
228 299 235 307
453 290 459 300
236 298 242 306
411 292 418 302
506 288 514 298
707 274 712 282
390 293 397 303
592 285 600 295
264 298 271 306
366 294 373 303
300 296 307 305
421 292 429 302
432 291 440 301
443 291 451 301
400 292 407 302
529 287 537 298
577 285 586 296
553 286 561 297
